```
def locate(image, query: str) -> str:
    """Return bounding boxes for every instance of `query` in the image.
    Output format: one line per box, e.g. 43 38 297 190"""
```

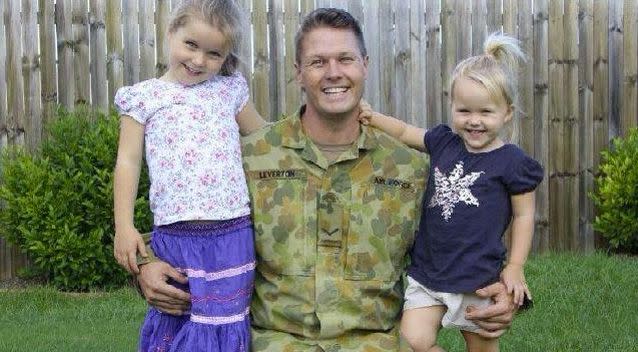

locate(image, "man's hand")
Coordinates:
465 281 517 338
137 261 191 316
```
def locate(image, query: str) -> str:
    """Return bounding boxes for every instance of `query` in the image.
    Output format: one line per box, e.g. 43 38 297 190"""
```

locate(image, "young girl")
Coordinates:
360 33 543 352
113 1 265 351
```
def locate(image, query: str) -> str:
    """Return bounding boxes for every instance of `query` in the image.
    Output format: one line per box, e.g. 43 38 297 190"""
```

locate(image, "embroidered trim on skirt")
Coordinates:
138 216 255 352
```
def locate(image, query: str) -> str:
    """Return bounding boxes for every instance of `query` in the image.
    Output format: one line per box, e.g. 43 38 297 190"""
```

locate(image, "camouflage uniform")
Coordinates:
242 107 428 351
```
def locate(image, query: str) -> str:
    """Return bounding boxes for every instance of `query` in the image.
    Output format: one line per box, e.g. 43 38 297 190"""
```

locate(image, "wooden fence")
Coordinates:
1 0 637 280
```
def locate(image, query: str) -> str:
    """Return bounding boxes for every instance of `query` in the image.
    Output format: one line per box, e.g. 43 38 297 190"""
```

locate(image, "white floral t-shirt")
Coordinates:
115 72 251 225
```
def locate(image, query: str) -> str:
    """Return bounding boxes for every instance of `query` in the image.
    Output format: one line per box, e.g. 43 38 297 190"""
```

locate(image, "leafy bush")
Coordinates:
0 107 152 291
591 128 638 253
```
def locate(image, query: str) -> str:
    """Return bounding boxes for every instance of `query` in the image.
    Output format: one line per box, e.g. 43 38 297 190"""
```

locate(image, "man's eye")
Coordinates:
309 59 323 67
340 57 355 63
185 41 197 48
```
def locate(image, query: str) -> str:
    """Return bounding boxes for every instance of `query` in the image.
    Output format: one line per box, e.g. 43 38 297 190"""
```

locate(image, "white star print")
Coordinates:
428 161 484 221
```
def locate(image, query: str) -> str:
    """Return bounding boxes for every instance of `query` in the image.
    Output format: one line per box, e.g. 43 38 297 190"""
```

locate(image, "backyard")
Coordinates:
1 252 636 351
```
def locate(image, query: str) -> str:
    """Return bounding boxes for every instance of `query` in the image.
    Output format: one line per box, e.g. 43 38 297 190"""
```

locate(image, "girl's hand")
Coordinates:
358 99 374 125
114 227 147 274
500 263 531 307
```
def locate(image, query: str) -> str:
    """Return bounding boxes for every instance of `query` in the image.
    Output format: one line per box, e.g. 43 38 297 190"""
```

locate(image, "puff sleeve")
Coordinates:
230 71 250 116
114 84 155 125
504 150 544 195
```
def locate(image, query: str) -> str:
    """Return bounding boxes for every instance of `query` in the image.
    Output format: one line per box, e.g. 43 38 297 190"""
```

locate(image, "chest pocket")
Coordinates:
346 179 419 281
249 170 312 276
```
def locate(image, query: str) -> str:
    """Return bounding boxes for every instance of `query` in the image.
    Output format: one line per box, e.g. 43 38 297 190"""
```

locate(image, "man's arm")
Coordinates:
135 234 191 315
465 282 518 338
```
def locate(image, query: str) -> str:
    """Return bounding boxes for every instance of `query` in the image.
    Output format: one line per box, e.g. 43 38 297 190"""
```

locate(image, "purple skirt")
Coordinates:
139 217 255 352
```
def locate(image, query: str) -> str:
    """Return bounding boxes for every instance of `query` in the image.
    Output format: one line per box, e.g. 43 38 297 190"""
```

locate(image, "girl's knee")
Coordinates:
461 330 499 352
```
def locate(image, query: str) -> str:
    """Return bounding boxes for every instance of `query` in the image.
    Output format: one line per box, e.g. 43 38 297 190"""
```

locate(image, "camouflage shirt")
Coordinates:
242 108 428 351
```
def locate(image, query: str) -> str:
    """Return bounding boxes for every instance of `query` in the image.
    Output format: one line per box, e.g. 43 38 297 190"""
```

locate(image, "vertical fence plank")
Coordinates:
252 0 270 118
425 0 442 127
578 0 595 251
90 0 108 111
378 0 394 115
7 0 25 145
409 0 425 127
363 0 380 113
56 0 74 109
22 0 41 151
518 0 534 154
237 0 252 91
609 0 622 138
123 0 140 85
269 0 285 119
155 0 170 78
532 0 549 252
0 0 9 280
458 0 471 60
73 0 90 105
440 0 456 123
622 0 637 134
487 0 502 33
394 1 410 122
503 0 518 36
548 0 565 250
564 0 580 250
106 0 123 103
284 0 301 117
39 0 56 133
472 0 487 55
139 0 155 81
0 0 7 148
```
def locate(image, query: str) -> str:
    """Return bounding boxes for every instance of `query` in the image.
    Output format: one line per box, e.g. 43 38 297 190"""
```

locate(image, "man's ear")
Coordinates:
363 55 369 79
295 62 302 83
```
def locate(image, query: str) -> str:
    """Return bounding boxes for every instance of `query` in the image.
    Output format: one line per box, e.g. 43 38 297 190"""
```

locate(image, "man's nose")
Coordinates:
324 59 343 79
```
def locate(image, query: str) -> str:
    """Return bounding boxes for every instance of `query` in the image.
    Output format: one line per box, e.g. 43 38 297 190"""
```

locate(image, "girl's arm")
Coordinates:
358 101 427 152
501 190 536 306
113 116 147 274
236 101 267 136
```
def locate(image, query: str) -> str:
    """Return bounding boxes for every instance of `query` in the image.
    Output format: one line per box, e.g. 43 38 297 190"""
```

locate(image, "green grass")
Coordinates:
0 286 146 351
0 252 636 351
438 252 638 351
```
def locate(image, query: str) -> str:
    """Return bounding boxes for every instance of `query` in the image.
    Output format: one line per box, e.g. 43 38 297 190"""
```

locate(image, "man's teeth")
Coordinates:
323 87 347 93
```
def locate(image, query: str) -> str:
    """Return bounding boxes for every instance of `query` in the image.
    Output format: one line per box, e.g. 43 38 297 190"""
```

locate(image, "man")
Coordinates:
137 8 516 351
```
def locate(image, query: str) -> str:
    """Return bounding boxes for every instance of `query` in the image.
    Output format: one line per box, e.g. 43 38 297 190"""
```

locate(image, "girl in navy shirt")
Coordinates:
360 33 543 352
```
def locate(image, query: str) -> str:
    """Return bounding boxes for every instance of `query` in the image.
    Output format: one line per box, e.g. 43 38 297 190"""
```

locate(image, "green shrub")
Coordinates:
591 128 638 253
0 106 152 291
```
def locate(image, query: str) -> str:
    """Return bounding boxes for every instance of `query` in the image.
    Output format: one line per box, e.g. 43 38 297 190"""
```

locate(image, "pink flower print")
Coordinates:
183 149 198 166
214 151 228 162
172 93 186 104
165 134 175 145
199 174 211 186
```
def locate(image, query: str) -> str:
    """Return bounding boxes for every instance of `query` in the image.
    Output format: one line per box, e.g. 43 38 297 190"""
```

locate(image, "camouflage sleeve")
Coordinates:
135 232 158 266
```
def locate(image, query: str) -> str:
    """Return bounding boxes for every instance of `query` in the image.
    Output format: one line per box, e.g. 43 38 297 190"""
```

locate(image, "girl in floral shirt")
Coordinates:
113 1 265 351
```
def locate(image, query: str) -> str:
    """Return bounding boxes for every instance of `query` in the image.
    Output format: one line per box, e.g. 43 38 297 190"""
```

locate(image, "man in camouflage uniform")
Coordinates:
137 8 516 351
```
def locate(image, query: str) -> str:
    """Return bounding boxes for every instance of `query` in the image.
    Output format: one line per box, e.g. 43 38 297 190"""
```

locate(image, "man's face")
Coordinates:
295 27 368 121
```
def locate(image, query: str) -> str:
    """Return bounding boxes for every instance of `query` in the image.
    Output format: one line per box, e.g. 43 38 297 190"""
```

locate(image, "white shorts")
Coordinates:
403 275 492 332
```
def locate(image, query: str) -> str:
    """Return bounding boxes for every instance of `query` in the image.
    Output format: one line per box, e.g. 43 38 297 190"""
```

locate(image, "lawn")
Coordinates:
0 252 636 351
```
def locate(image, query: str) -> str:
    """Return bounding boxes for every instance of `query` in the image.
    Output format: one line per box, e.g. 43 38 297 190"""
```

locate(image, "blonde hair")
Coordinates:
450 33 527 141
169 0 247 76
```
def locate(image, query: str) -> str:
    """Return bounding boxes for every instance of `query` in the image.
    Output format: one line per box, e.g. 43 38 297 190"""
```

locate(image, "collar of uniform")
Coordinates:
280 105 379 151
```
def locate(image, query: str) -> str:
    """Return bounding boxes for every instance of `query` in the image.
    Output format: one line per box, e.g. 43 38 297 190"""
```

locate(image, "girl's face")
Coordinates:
164 17 228 86
451 76 513 153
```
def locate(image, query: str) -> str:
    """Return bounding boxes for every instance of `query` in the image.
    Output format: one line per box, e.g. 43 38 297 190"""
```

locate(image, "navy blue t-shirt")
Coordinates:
407 124 544 293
